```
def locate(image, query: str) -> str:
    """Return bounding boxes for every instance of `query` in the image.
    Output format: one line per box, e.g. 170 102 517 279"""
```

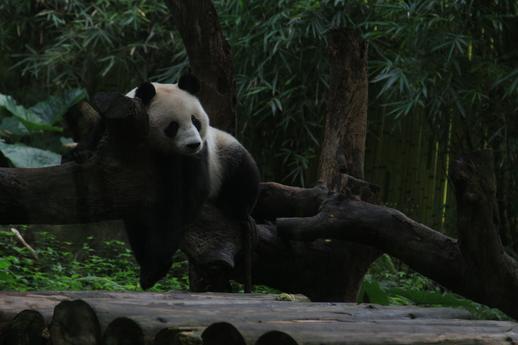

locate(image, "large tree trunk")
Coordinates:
319 29 369 186
166 0 236 132
313 28 378 302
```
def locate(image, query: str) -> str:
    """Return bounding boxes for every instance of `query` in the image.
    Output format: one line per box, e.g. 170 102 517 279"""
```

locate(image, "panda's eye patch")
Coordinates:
164 121 179 138
192 115 202 131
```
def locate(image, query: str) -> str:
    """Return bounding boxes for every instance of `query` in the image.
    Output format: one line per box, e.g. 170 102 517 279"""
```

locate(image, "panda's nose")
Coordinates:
186 142 201 150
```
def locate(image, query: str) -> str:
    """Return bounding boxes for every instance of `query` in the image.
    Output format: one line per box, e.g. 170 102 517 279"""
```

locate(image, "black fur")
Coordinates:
124 147 210 289
210 144 260 293
213 146 260 222
178 73 200 95
135 82 156 105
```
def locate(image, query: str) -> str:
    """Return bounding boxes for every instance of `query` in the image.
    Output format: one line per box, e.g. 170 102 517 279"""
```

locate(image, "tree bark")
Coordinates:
319 29 368 185
0 94 155 224
277 151 518 319
166 0 236 132
5 291 512 345
183 185 379 301
313 28 378 302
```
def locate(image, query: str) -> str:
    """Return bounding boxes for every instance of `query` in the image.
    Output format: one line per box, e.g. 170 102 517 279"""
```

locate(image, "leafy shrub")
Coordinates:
0 90 86 167
358 255 510 320
0 229 188 292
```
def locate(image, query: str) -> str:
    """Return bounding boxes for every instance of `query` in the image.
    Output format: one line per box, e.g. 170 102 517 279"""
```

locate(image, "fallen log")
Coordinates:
1 94 517 315
276 151 518 319
3 291 517 345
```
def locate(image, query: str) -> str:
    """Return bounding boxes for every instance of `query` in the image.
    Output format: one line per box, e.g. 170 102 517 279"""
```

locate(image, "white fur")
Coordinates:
126 83 209 155
205 127 242 197
127 82 242 198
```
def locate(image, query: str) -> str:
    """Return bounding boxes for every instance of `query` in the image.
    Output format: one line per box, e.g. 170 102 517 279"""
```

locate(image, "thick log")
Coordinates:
4 291 516 345
277 196 465 291
183 180 379 301
49 299 101 345
256 331 297 345
0 310 46 345
278 151 518 319
102 317 145 345
201 322 245 345
0 94 153 224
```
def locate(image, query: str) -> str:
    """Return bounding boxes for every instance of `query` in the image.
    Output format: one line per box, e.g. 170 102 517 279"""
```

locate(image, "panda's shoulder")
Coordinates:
125 82 178 98
208 127 240 149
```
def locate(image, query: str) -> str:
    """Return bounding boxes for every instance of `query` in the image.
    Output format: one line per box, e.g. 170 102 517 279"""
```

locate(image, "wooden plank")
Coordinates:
1 291 517 344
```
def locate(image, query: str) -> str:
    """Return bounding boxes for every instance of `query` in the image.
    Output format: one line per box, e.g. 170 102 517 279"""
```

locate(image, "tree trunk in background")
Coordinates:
317 28 379 302
166 0 236 132
319 29 368 186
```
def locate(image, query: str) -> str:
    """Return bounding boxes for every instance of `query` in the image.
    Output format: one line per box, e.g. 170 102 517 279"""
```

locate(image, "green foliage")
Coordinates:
0 89 85 132
0 89 86 167
0 141 61 168
358 255 510 320
3 0 515 191
0 0 181 97
216 0 330 184
0 229 189 292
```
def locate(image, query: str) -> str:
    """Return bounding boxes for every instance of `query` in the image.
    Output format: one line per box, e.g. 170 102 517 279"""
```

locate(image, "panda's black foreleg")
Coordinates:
242 216 257 293
216 148 260 293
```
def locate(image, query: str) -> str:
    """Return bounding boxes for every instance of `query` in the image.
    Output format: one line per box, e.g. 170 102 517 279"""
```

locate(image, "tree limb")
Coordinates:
276 151 518 319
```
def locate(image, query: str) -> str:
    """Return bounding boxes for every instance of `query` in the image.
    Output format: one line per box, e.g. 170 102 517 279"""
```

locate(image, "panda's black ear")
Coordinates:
135 82 156 105
178 72 200 95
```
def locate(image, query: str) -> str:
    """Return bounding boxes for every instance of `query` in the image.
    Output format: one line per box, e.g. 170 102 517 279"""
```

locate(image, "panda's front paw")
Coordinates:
139 259 173 290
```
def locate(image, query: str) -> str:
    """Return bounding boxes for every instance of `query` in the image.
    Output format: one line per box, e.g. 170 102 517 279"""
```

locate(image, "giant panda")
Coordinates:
126 73 260 290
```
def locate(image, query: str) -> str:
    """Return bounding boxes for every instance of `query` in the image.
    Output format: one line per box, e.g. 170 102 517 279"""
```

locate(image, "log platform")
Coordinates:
0 291 517 344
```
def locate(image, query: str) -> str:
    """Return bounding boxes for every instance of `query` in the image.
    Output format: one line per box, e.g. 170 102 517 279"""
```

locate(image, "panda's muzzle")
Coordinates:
186 142 201 150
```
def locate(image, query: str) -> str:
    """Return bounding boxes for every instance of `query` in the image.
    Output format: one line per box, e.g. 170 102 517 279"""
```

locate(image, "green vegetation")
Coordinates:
0 229 188 292
359 255 510 320
0 90 86 167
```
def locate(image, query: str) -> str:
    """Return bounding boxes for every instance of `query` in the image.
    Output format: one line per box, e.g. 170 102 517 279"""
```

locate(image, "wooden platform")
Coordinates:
0 291 517 344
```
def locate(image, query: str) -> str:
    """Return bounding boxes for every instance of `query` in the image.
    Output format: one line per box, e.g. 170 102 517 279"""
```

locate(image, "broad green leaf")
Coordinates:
361 278 390 305
0 94 30 123
0 89 86 132
0 117 29 136
29 88 87 126
0 141 61 167
0 94 58 131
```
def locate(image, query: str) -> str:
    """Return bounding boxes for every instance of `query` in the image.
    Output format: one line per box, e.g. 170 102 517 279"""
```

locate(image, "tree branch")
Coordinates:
276 151 518 318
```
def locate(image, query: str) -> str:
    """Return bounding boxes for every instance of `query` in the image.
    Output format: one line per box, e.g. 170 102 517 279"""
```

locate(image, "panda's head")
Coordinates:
131 74 208 156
